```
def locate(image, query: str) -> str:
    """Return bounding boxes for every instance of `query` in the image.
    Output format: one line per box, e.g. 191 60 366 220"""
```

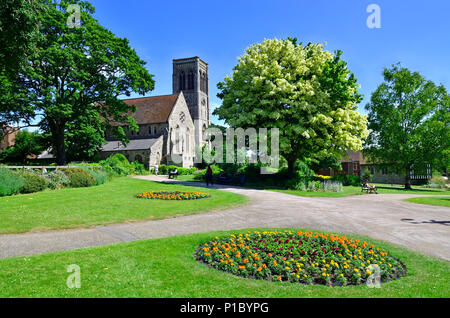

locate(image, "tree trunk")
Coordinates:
287 159 296 179
405 166 412 190
50 120 67 165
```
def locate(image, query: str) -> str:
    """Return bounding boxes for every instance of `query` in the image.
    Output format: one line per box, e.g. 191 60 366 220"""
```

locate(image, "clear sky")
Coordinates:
89 0 450 125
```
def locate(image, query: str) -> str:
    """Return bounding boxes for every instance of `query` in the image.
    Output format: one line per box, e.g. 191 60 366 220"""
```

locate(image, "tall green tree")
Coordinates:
214 38 368 177
0 0 154 165
364 64 450 189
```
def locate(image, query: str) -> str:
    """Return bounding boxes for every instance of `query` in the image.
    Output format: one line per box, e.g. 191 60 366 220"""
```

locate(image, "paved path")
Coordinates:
0 175 449 260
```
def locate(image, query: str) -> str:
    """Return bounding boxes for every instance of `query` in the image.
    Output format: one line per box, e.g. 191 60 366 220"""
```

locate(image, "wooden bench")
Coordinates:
361 184 378 194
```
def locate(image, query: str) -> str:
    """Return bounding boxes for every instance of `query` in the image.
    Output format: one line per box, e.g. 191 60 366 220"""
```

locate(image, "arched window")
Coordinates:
175 125 181 153
199 71 207 93
188 71 194 90
179 71 185 90
186 128 190 153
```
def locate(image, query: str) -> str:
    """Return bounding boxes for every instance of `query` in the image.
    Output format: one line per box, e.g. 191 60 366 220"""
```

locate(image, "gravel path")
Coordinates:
0 175 449 260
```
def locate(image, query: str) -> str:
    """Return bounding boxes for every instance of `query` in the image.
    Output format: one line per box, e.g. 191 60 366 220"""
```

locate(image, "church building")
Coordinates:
100 57 210 168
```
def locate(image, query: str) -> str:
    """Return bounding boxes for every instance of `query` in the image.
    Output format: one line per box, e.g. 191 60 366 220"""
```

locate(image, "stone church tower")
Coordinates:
172 57 210 148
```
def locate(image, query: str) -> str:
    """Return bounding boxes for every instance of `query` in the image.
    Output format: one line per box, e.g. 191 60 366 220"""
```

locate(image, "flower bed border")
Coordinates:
195 230 407 287
137 190 211 201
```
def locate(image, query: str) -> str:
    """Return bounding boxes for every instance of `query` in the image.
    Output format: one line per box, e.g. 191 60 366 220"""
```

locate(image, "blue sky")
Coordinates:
90 0 450 124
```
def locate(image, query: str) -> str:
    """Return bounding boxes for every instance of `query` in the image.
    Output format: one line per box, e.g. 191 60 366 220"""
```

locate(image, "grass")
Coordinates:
0 228 448 297
176 175 450 197
0 177 248 234
405 196 450 207
276 184 450 198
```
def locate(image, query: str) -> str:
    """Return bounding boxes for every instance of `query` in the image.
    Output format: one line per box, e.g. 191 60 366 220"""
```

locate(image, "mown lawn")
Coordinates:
0 177 248 234
275 184 450 198
0 228 448 298
405 196 450 207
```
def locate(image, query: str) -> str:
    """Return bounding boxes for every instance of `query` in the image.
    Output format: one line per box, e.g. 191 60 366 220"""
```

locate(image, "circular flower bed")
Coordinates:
195 230 406 286
137 191 210 200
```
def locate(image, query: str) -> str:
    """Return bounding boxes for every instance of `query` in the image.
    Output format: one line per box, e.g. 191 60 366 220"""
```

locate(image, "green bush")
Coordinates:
158 165 198 175
131 161 148 175
286 179 307 191
0 168 24 196
332 174 361 186
157 164 169 175
361 169 373 182
99 154 133 176
428 174 448 189
62 168 96 188
20 173 48 194
81 168 108 186
45 170 71 190
321 180 344 192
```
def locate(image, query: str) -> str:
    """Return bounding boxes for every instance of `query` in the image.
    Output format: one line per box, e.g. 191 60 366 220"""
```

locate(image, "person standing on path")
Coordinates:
154 164 159 176
205 165 213 187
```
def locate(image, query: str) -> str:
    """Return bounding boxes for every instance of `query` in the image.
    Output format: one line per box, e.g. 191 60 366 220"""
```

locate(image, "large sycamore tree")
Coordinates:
0 0 154 165
365 64 450 189
214 38 369 177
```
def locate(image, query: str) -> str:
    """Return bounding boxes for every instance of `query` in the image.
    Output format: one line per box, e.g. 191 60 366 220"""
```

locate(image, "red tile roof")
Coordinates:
118 94 180 125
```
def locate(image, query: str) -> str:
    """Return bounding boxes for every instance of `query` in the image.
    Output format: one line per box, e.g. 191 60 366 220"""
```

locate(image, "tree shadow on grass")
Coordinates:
377 186 446 193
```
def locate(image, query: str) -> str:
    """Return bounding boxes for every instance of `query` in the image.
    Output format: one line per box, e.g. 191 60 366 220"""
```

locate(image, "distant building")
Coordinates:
316 150 431 185
0 126 18 150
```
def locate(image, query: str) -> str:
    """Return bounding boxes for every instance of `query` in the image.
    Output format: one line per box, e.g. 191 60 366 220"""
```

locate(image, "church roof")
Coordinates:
102 138 160 152
120 94 180 125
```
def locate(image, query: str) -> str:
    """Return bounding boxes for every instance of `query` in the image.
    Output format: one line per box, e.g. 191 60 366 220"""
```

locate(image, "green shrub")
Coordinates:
81 168 108 186
428 174 448 189
286 179 307 191
361 169 373 182
45 170 71 190
20 173 48 194
99 154 134 176
321 180 344 192
332 174 361 186
131 161 148 175
0 168 24 196
158 165 198 175
62 168 96 188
